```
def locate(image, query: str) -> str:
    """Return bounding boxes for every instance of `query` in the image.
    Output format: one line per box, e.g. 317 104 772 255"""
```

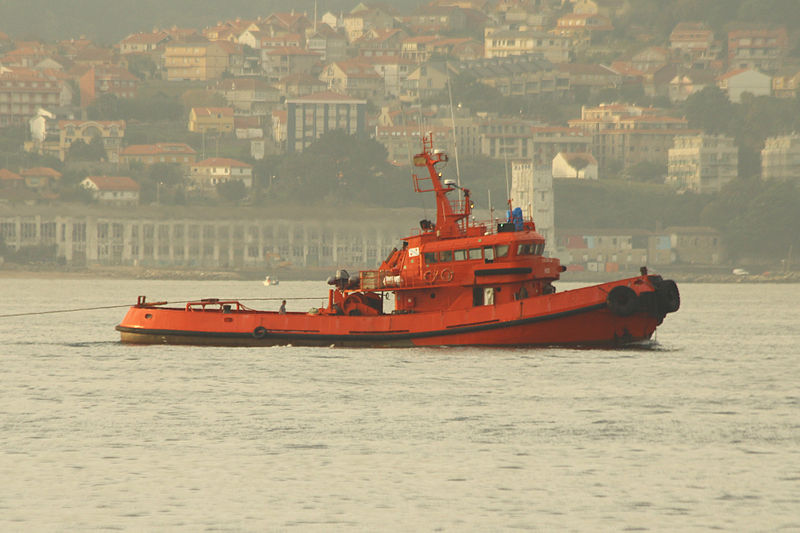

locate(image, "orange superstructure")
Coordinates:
117 135 679 347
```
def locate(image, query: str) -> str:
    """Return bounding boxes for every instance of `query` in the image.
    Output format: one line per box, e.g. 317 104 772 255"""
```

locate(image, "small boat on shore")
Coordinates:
262 276 279 286
117 135 679 347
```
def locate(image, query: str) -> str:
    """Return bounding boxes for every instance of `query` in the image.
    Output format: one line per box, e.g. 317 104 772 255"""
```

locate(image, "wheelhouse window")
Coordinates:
468 248 482 260
439 250 453 262
495 244 509 258
454 249 466 261
517 242 544 255
424 252 437 264
483 246 495 261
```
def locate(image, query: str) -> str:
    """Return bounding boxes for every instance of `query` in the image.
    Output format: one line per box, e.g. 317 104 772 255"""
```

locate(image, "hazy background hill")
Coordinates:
0 0 411 43
2 0 800 43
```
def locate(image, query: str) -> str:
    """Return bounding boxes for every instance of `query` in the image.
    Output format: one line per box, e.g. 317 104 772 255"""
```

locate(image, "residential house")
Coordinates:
81 176 140 205
263 12 313 35
319 59 384 99
405 5 469 34
401 36 443 64
262 47 320 83
164 41 228 81
275 73 327 98
570 0 629 18
0 168 25 189
772 69 800 99
483 28 571 63
305 24 348 62
552 152 598 179
553 13 613 46
189 157 254 192
188 107 234 133
401 61 457 102
343 4 400 43
762 134 800 182
352 28 407 59
667 134 738 193
121 143 198 167
477 117 540 159
19 167 62 190
215 78 280 117
669 22 719 69
568 104 690 173
430 38 484 61
460 55 569 98
555 63 620 94
530 126 592 166
717 68 771 103
728 27 788 72
668 69 716 102
118 31 170 54
285 91 367 153
362 55 413 97
79 65 138 107
59 120 125 162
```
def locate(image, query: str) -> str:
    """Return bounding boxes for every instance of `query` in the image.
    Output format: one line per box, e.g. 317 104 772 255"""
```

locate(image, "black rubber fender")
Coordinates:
656 279 680 314
606 285 639 317
253 326 268 339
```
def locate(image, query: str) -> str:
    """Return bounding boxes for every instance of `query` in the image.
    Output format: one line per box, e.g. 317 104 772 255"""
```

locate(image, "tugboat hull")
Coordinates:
116 276 676 348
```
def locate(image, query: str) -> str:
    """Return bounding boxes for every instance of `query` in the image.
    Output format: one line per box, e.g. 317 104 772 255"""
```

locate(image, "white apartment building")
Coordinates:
761 134 800 182
667 134 738 193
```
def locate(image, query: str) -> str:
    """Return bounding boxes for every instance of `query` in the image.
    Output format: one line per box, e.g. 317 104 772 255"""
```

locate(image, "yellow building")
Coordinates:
164 41 228 81
58 120 126 163
188 107 234 134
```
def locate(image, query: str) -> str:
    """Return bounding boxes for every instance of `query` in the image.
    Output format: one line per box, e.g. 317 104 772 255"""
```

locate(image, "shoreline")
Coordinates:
2 265 798 284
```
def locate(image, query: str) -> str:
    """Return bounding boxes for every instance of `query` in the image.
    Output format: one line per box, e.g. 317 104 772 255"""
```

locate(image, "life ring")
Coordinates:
440 268 453 282
606 285 639 317
253 326 268 339
422 270 436 283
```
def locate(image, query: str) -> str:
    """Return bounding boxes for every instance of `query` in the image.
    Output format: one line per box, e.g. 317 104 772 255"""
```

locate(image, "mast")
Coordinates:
412 134 471 238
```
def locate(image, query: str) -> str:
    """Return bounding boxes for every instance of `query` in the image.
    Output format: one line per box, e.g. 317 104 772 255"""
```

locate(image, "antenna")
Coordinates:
447 71 461 187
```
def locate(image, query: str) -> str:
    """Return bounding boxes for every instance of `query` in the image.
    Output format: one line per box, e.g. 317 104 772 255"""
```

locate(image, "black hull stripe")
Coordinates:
117 302 609 342
474 267 532 276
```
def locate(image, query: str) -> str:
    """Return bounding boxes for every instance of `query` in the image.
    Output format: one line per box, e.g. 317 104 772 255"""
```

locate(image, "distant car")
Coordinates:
732 268 750 276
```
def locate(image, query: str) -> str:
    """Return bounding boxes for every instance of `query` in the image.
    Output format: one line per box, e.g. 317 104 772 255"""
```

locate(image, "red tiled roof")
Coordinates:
85 176 140 191
19 167 62 178
193 157 253 168
120 31 170 45
0 168 23 181
121 143 197 156
191 107 234 117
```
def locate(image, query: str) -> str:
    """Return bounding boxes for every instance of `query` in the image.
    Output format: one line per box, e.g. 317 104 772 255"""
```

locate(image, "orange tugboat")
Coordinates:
117 135 679 347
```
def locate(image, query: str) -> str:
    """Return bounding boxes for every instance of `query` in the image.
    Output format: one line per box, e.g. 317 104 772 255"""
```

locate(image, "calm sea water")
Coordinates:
1 278 798 531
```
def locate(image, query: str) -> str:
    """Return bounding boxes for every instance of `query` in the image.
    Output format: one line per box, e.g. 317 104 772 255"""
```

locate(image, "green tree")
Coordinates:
216 179 247 203
67 137 107 161
683 87 733 134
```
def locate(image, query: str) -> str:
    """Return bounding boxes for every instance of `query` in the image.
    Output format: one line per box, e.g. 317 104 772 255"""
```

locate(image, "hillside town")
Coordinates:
0 0 799 277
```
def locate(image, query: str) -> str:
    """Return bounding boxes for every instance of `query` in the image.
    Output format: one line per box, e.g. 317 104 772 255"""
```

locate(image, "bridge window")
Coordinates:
495 244 509 258
468 248 482 260
454 249 466 261
424 252 437 264
483 246 494 261
439 250 453 262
